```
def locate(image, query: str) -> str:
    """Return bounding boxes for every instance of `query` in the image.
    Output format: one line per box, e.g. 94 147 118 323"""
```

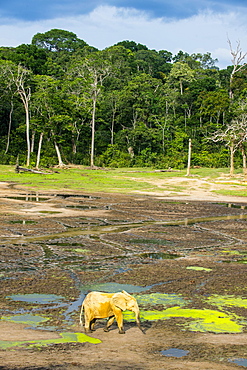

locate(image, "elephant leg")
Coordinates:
104 315 115 332
115 311 125 334
84 310 93 333
90 318 97 331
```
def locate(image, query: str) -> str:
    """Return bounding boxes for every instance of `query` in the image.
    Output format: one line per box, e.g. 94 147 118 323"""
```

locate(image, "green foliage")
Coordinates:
0 28 247 170
97 145 132 168
192 150 229 167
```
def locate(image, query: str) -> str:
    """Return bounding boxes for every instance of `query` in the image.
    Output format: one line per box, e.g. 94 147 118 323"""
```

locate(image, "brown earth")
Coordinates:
0 175 247 369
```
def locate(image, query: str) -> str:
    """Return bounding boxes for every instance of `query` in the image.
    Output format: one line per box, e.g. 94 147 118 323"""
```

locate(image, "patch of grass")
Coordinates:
213 189 247 197
0 165 246 195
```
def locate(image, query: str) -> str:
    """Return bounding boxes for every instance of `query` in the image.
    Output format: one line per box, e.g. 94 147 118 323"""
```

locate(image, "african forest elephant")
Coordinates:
80 290 144 334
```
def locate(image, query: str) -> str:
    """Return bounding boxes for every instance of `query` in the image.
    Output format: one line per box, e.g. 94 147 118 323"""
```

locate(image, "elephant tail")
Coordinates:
79 303 84 326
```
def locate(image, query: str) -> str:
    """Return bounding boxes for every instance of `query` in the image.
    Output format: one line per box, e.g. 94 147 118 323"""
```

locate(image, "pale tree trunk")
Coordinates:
5 99 13 154
51 130 64 167
90 90 97 168
54 141 64 167
36 132 44 169
230 142 234 176
228 39 247 99
24 98 31 166
186 138 192 176
179 80 183 95
15 66 31 166
241 146 247 176
110 101 117 145
31 131 35 152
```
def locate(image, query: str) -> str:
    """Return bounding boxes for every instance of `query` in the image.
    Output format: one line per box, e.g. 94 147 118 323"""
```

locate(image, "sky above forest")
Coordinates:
1 0 247 68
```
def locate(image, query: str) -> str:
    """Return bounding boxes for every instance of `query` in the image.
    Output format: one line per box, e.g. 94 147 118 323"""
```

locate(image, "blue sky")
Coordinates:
1 0 247 68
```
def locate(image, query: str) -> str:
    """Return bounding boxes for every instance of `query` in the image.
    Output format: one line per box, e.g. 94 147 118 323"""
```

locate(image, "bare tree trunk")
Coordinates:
54 140 64 167
5 99 13 154
180 80 183 95
111 110 116 146
15 67 31 167
36 132 44 169
24 100 31 166
228 39 247 99
51 130 64 167
186 139 192 176
31 131 35 152
242 146 247 176
90 92 96 168
230 142 234 176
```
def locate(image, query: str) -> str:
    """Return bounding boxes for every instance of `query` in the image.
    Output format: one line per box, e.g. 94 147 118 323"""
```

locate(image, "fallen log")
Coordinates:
15 165 48 174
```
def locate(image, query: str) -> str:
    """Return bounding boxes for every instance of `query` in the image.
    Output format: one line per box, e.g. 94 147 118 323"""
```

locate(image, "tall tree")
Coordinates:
168 62 195 95
8 64 32 166
71 52 111 167
228 39 247 99
32 29 88 52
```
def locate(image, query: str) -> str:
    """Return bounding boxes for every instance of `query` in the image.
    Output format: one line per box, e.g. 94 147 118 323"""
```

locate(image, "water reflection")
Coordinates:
228 358 247 367
161 348 189 358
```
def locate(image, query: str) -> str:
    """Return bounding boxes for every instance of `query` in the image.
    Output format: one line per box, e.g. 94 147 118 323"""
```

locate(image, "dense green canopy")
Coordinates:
0 28 247 170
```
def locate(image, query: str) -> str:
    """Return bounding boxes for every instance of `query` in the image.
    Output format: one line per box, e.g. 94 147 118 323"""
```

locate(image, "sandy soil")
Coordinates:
0 175 247 369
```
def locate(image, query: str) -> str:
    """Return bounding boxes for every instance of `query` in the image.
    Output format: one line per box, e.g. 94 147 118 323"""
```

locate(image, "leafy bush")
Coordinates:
192 150 229 167
97 145 132 168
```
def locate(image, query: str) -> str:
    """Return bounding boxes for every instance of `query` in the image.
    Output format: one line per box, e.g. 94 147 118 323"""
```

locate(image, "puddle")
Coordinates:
4 211 247 246
80 281 174 294
222 203 247 209
58 194 100 199
4 196 49 202
63 292 86 323
39 211 62 214
65 205 99 210
1 314 49 327
0 332 101 349
161 348 189 357
186 266 212 272
228 358 247 367
139 252 180 259
6 293 66 305
5 293 83 326
81 282 150 293
9 220 37 225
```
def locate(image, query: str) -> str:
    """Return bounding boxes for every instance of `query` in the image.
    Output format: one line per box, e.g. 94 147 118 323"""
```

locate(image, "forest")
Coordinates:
0 28 247 172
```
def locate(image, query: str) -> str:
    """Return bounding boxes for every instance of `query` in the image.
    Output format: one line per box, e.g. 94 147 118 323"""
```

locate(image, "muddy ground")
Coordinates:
0 176 247 369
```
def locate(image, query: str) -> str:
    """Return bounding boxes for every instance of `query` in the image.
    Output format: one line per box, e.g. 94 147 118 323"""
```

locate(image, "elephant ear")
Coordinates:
112 292 127 311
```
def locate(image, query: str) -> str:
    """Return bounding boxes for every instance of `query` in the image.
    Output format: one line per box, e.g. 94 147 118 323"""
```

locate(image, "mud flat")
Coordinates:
0 182 247 369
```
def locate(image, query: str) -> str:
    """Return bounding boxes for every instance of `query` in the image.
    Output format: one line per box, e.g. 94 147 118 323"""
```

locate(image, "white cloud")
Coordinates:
1 5 247 68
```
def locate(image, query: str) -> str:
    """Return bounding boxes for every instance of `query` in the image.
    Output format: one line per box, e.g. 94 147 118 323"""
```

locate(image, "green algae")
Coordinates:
124 306 243 333
222 250 241 255
74 248 91 253
1 314 49 327
186 266 212 272
0 332 101 349
206 295 247 309
136 293 187 307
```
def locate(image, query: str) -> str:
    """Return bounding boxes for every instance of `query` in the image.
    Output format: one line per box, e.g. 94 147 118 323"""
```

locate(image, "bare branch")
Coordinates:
228 38 247 98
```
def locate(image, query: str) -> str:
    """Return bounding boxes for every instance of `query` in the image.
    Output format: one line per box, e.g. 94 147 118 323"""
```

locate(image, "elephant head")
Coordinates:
112 290 144 333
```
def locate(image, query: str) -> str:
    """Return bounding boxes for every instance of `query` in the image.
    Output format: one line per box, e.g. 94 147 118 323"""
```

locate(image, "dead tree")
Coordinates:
228 38 247 99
